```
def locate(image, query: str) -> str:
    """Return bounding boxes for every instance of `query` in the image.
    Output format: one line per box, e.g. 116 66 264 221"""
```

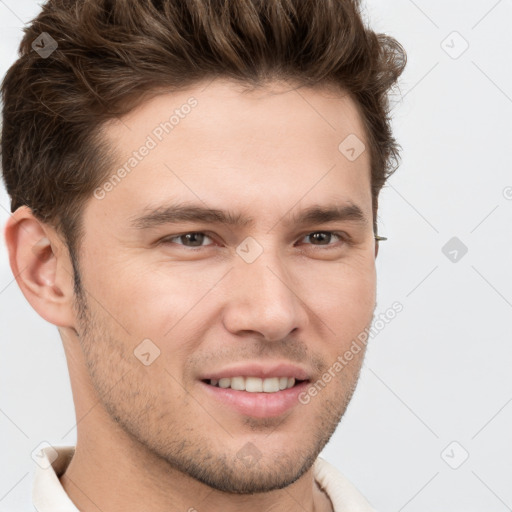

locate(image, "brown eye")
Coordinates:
299 231 346 247
162 232 214 247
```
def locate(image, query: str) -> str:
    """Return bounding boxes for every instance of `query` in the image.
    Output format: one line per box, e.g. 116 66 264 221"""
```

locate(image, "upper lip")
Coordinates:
199 362 311 381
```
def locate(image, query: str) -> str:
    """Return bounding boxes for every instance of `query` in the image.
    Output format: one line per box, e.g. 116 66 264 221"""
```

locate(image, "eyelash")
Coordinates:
159 231 351 250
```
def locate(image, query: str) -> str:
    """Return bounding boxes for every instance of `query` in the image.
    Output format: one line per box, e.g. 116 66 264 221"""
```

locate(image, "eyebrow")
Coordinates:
129 202 368 230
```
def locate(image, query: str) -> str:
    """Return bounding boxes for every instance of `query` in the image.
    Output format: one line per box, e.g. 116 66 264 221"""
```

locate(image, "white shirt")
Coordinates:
32 446 376 512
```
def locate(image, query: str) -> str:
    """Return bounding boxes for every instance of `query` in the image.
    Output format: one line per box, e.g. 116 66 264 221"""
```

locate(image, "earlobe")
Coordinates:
4 206 76 328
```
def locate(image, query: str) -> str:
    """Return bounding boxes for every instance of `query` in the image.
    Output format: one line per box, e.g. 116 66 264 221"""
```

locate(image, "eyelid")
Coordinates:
160 231 217 247
159 230 352 248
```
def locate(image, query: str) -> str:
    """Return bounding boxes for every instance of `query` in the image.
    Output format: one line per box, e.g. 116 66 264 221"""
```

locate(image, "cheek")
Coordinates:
294 258 376 327
80 242 375 343
89 260 225 341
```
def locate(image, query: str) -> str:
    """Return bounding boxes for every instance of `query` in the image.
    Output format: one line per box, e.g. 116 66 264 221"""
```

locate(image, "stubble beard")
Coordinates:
71 283 367 494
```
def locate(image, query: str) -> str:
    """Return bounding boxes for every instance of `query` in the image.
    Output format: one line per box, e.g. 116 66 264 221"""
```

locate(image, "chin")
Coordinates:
171 450 318 494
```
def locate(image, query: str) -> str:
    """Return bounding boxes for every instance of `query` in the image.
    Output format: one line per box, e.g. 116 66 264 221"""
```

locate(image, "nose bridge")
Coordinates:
223 236 306 340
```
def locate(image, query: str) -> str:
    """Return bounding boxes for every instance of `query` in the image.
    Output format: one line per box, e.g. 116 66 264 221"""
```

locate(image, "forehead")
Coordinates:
87 79 372 231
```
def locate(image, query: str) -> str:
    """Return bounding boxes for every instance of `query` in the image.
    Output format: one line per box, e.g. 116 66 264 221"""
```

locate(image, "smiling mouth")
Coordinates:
202 376 307 393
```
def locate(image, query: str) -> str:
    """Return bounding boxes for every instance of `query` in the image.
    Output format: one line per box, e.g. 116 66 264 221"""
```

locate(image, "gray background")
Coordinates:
1 1 511 510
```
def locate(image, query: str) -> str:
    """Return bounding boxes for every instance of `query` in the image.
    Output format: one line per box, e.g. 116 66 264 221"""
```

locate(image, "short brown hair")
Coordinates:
1 0 406 270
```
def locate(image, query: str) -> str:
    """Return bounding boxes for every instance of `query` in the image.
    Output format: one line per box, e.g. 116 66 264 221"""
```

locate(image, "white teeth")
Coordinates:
246 377 263 392
262 377 280 393
208 376 299 393
230 376 245 391
218 378 231 388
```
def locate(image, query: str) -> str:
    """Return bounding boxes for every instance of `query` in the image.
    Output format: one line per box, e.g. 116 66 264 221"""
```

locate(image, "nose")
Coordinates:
221 244 309 342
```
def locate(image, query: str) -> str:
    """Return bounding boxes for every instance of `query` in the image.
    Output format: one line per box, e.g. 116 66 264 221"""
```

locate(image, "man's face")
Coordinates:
72 79 376 493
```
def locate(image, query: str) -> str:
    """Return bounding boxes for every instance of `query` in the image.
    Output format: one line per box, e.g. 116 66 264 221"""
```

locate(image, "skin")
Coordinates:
5 78 379 512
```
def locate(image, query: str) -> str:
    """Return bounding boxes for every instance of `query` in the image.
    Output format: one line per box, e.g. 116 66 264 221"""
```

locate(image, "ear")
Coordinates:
4 206 77 328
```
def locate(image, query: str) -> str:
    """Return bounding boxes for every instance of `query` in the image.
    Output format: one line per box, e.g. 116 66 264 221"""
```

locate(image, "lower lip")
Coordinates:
199 380 309 418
